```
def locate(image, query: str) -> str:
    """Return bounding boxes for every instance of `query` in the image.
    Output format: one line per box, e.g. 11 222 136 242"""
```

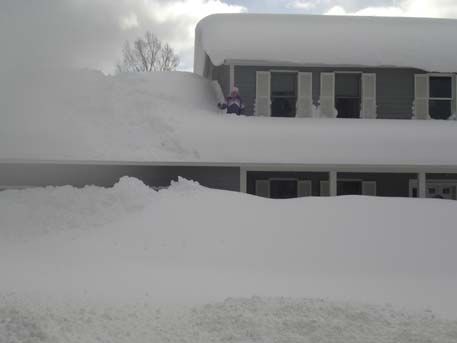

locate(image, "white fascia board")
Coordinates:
2 159 457 173
224 59 426 71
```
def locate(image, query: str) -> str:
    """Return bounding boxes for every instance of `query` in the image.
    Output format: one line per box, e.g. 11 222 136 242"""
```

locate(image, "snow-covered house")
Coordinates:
1 14 457 200
194 14 457 200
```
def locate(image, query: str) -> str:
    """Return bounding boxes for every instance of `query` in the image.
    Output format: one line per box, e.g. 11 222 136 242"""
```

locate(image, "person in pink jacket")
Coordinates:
218 86 245 115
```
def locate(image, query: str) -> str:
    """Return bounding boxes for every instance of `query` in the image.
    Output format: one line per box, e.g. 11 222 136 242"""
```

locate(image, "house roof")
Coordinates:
2 69 457 169
194 14 457 75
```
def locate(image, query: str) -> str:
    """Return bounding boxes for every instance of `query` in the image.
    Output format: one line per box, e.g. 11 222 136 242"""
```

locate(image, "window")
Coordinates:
409 180 457 200
429 76 453 120
337 180 362 195
270 179 298 199
271 72 297 117
335 74 361 118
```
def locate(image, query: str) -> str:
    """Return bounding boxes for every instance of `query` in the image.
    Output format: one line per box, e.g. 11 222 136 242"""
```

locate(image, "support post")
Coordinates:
329 171 337 197
240 167 247 193
229 64 235 90
418 172 427 198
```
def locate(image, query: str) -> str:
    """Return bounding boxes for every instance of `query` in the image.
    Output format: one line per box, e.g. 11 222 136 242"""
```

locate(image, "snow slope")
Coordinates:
195 14 457 74
1 178 457 342
2 69 457 165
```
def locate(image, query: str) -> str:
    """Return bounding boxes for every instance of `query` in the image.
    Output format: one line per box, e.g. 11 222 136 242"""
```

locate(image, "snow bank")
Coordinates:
195 14 457 74
1 297 456 343
1 178 457 342
2 68 457 166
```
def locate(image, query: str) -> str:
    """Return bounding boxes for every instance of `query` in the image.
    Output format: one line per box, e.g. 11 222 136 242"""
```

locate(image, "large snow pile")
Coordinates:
195 14 457 74
2 69 457 165
1 178 457 342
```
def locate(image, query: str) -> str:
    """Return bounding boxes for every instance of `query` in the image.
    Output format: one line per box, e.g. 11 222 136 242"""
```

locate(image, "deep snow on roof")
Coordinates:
194 14 457 74
2 69 457 166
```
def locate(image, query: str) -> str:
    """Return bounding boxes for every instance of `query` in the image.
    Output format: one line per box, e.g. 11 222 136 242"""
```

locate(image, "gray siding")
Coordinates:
0 164 241 192
213 64 230 98
234 65 424 119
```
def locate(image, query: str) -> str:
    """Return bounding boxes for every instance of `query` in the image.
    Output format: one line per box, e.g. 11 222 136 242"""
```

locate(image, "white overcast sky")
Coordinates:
1 0 457 73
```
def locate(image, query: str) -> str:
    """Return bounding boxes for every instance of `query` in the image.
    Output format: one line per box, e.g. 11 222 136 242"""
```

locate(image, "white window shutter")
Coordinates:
320 181 329 196
319 73 336 118
362 181 377 196
297 180 312 197
296 72 313 117
255 71 271 116
256 180 270 198
361 73 377 119
414 74 429 120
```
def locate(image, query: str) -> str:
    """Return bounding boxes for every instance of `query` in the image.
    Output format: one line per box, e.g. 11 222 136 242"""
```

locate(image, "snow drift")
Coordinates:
2 69 457 165
1 178 457 342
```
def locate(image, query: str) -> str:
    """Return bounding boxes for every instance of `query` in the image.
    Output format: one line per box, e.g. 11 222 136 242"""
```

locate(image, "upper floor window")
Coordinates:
271 72 297 117
429 76 453 120
335 73 361 118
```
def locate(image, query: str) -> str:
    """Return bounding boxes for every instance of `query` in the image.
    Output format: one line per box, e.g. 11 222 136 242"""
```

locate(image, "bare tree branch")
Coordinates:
117 31 179 73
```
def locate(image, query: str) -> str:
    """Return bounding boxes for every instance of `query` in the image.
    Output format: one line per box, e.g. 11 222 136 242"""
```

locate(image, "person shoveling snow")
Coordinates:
218 86 245 115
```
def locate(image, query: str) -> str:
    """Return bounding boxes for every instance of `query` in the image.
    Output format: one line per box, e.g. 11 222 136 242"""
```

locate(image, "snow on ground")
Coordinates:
1 178 457 342
195 14 457 74
2 69 457 165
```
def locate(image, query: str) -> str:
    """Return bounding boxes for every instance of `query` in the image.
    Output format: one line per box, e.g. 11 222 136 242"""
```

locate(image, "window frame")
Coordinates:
334 72 362 118
268 177 299 199
427 73 454 119
270 70 298 117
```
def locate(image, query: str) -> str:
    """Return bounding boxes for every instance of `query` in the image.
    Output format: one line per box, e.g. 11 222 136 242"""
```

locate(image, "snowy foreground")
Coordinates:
1 178 457 342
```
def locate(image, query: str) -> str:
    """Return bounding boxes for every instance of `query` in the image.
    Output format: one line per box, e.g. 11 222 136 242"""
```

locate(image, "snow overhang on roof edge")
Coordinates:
194 13 457 74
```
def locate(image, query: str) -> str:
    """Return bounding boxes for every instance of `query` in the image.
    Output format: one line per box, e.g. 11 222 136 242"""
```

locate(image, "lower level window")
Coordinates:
337 180 362 195
270 179 298 199
410 180 457 200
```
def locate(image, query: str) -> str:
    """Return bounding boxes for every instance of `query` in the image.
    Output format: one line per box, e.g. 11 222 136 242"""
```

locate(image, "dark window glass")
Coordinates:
271 73 297 97
270 180 298 199
271 73 297 117
271 98 296 117
429 77 452 98
337 181 362 195
335 74 361 118
335 74 361 97
336 98 361 118
429 100 452 120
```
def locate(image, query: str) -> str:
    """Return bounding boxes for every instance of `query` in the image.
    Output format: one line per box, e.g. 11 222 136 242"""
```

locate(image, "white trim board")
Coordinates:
223 60 421 70
2 159 457 173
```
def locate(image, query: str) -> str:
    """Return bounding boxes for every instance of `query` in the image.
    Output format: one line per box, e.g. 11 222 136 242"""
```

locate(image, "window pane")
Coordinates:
271 97 296 117
271 73 297 97
270 180 298 199
335 74 361 97
337 181 362 195
336 98 361 118
429 100 452 119
429 77 452 98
